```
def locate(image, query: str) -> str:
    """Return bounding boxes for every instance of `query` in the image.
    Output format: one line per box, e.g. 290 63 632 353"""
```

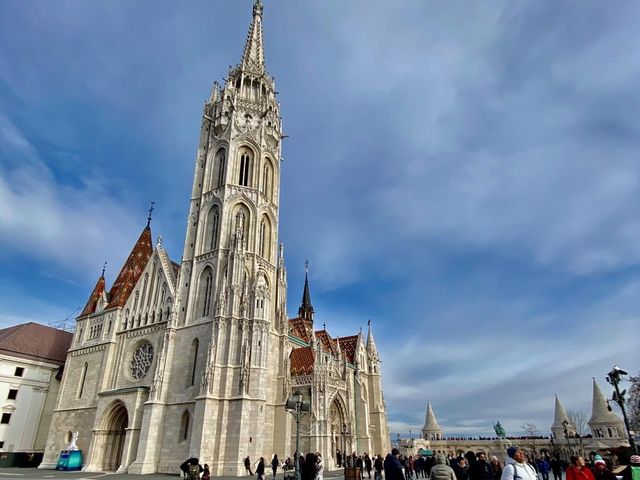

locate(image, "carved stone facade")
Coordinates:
39 1 389 475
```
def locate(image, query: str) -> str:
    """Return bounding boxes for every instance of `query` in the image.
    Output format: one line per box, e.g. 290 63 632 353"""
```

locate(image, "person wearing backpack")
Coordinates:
621 455 640 480
500 446 537 480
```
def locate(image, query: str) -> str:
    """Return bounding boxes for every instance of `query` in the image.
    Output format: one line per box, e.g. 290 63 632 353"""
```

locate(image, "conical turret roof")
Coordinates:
589 378 625 425
240 0 266 74
107 226 153 309
298 263 314 321
422 402 442 433
79 273 106 317
551 395 573 434
366 320 377 353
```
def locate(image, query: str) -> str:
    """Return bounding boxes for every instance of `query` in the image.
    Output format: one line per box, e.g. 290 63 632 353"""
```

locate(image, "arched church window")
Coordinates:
190 338 199 386
214 149 226 188
180 410 191 442
261 160 273 199
259 217 271 260
206 206 220 251
239 151 252 187
200 269 213 317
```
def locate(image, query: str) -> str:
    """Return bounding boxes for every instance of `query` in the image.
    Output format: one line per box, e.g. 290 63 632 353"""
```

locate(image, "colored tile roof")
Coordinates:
106 226 153 309
290 346 314 375
288 317 313 343
338 335 359 364
79 275 106 317
315 329 337 355
0 322 72 365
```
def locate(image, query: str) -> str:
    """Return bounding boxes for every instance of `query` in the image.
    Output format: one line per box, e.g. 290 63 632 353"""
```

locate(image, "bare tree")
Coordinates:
629 372 640 433
566 410 588 437
521 423 540 454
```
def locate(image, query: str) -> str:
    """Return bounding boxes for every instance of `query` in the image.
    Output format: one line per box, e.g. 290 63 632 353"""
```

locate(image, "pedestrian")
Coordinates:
429 454 456 480
385 448 406 480
550 457 563 480
272 454 280 480
365 454 373 479
621 454 640 480
257 457 266 480
316 452 324 480
489 457 502 480
203 463 211 480
593 457 616 480
537 457 551 480
302 453 318 480
357 455 365 478
500 446 537 480
452 458 468 480
374 454 384 480
246 456 254 476
566 457 594 480
337 450 343 469
469 451 493 480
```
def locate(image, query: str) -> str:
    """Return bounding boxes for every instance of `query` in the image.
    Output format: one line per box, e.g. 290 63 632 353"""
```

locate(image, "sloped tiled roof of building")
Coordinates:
288 317 314 343
315 329 337 355
338 335 359 364
79 275 106 317
106 226 153 309
290 346 314 375
0 323 72 365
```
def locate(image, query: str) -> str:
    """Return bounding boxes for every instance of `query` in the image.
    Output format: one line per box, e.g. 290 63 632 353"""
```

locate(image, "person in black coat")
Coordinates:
385 449 406 480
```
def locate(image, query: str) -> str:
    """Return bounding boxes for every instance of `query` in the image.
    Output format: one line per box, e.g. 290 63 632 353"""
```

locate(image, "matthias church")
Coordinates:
40 1 390 474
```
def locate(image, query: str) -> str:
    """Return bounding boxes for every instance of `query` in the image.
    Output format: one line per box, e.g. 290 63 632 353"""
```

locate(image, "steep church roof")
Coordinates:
79 273 106 317
105 225 154 309
0 322 72 365
240 0 266 74
290 346 314 375
338 335 359 364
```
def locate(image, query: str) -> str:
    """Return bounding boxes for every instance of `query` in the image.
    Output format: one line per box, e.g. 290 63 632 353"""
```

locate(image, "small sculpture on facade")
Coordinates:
66 431 79 451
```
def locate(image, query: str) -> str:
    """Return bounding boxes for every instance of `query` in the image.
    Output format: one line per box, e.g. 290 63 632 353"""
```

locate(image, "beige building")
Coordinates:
0 323 72 461
39 1 389 475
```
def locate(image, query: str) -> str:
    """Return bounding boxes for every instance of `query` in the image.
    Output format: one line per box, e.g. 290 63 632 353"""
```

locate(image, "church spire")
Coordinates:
366 319 378 357
551 395 573 438
298 261 314 321
421 402 443 440
240 0 266 74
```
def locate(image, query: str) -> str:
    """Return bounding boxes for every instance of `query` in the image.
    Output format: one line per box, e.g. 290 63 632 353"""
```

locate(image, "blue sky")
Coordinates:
0 0 638 437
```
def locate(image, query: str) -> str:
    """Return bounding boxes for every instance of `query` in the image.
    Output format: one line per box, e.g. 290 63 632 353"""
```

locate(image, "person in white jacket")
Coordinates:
500 446 537 480
315 452 324 480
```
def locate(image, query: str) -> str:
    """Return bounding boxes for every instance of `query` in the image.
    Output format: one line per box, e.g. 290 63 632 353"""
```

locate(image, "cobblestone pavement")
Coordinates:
0 468 346 480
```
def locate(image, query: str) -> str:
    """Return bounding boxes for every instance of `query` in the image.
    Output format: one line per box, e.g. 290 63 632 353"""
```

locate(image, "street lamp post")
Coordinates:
606 365 638 455
286 390 311 480
562 420 572 460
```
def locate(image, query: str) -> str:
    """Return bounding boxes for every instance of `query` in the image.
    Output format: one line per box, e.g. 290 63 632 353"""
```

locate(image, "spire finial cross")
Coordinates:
323 322 326 330
368 319 371 327
101 261 108 277
305 259 309 274
146 201 155 228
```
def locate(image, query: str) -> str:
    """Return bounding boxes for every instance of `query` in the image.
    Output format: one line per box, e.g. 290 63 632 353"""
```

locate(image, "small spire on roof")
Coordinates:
323 322 326 330
101 261 107 277
298 260 314 321
146 201 155 228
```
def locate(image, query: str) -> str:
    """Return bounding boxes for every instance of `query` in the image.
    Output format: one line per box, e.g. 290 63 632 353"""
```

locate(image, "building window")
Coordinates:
190 339 199 386
7 390 17 401
1 414 11 424
180 410 191 441
77 363 88 399
0 442 4 448
206 207 220 251
215 149 226 187
239 152 252 187
14 367 23 377
200 270 213 317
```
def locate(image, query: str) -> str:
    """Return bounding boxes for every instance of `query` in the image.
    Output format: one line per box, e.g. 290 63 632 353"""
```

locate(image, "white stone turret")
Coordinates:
550 395 574 439
422 402 443 440
588 378 626 442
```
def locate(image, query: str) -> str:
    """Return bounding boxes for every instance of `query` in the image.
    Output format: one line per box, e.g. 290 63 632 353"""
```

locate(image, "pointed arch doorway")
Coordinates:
101 402 128 471
330 397 348 465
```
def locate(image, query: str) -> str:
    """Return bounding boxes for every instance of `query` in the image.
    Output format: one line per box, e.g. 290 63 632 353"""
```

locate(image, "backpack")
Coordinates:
188 463 200 479
631 466 640 480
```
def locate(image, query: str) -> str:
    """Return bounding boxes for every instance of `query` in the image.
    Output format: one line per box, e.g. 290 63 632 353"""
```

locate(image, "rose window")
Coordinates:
130 342 154 379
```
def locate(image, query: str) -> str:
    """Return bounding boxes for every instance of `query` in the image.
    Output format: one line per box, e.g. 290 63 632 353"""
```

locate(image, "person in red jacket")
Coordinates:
566 457 594 480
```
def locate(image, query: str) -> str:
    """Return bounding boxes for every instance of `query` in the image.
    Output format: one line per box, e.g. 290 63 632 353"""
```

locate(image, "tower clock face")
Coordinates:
130 341 154 380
